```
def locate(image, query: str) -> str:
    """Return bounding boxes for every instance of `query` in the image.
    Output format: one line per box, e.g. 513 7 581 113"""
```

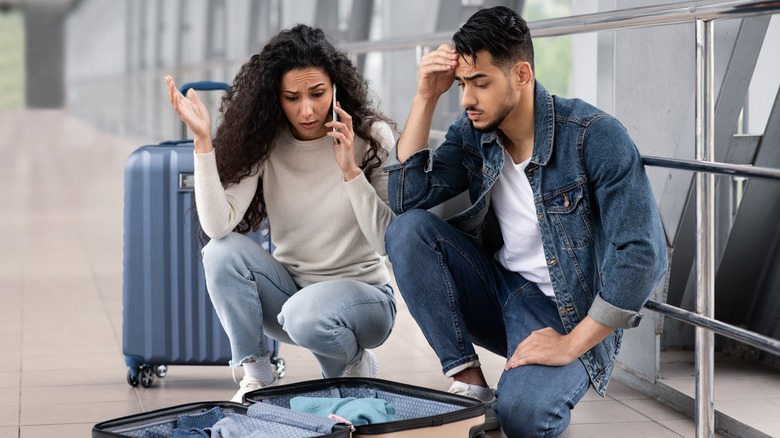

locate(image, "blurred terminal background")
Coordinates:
0 0 608 144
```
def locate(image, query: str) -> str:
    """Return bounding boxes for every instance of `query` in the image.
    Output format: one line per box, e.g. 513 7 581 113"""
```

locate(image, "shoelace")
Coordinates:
343 359 361 376
448 382 473 396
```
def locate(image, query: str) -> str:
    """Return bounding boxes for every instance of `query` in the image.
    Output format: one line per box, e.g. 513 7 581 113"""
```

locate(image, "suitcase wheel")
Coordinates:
126 365 167 388
154 365 168 378
140 366 155 387
274 357 286 378
126 368 139 387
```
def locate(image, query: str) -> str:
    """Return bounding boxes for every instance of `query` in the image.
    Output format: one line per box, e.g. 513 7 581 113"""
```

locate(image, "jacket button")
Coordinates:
547 259 557 266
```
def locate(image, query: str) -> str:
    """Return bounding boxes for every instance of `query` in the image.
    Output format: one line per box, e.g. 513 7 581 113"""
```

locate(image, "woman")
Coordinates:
165 24 397 403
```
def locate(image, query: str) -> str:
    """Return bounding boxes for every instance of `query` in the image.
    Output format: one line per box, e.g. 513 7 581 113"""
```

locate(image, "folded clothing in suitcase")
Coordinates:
92 401 352 438
245 377 487 437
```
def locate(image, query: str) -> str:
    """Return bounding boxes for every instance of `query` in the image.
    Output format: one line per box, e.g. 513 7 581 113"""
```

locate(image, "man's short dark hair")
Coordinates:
452 6 535 72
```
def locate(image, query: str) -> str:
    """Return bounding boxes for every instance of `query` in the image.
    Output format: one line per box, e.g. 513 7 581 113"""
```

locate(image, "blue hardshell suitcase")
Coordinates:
122 81 284 387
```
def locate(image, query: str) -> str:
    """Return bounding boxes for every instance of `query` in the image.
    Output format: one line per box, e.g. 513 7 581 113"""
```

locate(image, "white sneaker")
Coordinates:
343 349 378 378
230 371 278 404
448 381 499 431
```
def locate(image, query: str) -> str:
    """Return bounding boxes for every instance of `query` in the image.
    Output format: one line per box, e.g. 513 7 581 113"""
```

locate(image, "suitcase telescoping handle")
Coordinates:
177 81 232 140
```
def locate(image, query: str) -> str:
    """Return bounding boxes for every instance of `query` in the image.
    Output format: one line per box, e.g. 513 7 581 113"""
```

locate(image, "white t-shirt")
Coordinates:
491 149 555 297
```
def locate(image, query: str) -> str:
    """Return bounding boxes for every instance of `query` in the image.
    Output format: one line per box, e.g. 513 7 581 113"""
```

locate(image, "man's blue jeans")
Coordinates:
201 232 396 378
386 209 590 437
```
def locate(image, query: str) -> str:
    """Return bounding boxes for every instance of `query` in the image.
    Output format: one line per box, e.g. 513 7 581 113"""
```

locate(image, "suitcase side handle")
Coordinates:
177 81 232 139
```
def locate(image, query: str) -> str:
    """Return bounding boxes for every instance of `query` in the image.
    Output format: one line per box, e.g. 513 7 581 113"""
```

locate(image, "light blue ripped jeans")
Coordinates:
201 232 396 378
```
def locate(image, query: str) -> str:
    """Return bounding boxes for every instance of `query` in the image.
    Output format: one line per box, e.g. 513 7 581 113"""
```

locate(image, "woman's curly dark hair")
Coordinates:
212 24 394 235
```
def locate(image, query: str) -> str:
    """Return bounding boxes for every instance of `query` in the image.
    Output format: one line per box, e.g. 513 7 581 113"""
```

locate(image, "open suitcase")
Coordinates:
92 401 352 437
93 378 487 437
245 377 487 437
122 81 284 388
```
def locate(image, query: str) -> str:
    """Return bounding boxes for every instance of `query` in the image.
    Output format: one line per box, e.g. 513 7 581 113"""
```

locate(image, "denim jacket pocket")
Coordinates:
543 181 593 249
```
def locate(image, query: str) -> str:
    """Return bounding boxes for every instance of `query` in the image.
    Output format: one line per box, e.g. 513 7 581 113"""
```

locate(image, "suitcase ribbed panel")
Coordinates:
122 143 231 365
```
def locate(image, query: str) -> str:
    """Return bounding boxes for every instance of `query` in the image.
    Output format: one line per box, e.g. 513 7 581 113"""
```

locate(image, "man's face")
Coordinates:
454 51 517 133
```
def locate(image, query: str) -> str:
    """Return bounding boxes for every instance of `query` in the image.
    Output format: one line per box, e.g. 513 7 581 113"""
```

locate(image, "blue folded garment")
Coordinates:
173 407 224 438
247 401 340 433
290 397 399 426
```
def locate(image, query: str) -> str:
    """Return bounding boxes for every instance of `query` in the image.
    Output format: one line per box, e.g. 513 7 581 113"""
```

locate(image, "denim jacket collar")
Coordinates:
475 81 555 167
531 81 555 167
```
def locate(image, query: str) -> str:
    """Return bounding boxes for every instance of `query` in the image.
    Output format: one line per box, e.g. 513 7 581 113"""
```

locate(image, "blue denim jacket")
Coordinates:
384 81 668 395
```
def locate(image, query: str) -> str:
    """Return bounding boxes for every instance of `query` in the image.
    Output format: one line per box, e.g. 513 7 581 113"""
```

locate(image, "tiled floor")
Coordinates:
2 109 775 437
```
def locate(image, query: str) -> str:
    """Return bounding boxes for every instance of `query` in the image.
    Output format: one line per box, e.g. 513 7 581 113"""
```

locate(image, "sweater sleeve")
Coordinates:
343 121 396 255
193 150 260 240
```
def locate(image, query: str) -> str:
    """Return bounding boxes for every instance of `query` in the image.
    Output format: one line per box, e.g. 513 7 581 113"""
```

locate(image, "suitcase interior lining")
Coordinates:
257 387 463 420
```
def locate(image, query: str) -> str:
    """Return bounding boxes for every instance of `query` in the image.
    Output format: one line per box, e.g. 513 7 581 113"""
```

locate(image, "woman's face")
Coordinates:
279 67 335 141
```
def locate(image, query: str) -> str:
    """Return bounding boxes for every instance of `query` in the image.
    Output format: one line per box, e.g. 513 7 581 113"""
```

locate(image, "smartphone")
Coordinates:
332 83 338 132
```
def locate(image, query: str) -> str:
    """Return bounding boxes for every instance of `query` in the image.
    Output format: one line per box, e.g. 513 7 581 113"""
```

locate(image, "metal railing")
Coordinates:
341 0 780 54
341 2 780 437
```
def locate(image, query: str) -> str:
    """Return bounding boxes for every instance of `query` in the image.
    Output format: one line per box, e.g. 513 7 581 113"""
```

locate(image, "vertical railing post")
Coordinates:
694 17 716 438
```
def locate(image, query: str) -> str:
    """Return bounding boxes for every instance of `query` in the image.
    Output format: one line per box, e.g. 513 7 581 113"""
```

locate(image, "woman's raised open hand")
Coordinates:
165 75 213 153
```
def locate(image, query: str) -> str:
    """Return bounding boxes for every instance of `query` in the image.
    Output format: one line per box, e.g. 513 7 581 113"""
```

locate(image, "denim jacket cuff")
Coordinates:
588 294 643 329
383 145 432 172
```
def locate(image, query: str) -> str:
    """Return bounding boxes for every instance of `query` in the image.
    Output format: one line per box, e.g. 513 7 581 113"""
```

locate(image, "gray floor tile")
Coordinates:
0 357 21 374
569 399 649 424
563 422 684 437
747 422 780 438
0 373 20 390
659 420 728 438
0 427 18 438
603 379 649 400
714 397 780 431
20 423 95 438
20 401 139 426
20 383 137 406
0 403 19 427
621 398 690 422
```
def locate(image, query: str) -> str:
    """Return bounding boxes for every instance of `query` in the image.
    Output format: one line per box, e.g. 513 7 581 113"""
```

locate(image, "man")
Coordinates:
384 6 668 437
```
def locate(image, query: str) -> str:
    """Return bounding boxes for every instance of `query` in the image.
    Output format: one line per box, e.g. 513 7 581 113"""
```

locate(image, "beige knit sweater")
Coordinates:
194 122 395 287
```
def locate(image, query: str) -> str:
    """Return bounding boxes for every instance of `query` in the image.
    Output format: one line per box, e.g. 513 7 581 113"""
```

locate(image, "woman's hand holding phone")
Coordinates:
328 83 361 181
